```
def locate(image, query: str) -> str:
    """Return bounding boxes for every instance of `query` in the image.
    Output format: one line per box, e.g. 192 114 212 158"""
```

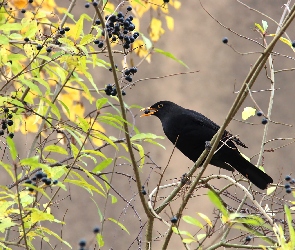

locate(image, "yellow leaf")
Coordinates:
165 16 174 31
242 107 256 120
133 2 150 18
11 0 27 9
171 0 181 9
197 212 213 227
149 18 165 42
133 40 151 62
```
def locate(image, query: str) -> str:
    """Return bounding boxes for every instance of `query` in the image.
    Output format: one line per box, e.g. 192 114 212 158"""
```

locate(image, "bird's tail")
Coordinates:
225 154 273 190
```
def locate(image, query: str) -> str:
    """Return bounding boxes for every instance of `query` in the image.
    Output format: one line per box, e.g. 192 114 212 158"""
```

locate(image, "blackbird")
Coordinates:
141 101 273 190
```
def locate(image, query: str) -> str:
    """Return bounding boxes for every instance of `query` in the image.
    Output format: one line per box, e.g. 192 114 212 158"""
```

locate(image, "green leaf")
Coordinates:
133 143 145 168
262 20 268 32
41 97 61 120
6 137 17 160
18 79 41 95
242 107 256 120
44 145 68 155
96 233 104 247
285 205 295 248
141 33 152 50
38 226 72 248
96 98 108 110
0 34 9 45
30 208 55 224
0 217 16 233
110 194 117 204
154 48 188 68
182 215 203 228
108 218 129 234
77 116 90 132
0 23 22 31
131 133 164 141
208 190 228 217
267 186 276 195
0 161 15 181
80 34 95 46
255 23 264 33
92 158 113 172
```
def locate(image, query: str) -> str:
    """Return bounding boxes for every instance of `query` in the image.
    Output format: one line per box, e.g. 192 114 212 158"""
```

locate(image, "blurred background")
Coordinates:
5 0 295 249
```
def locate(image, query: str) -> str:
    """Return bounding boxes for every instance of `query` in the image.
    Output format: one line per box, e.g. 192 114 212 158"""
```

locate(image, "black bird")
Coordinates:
141 101 273 190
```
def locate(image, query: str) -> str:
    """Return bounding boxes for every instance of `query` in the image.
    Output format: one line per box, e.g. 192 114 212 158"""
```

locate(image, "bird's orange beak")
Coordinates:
140 107 157 117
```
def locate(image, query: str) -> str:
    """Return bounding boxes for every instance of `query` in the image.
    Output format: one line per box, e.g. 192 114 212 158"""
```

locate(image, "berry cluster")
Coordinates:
92 6 140 51
104 84 126 96
284 175 295 194
25 170 58 192
0 107 14 138
124 66 137 82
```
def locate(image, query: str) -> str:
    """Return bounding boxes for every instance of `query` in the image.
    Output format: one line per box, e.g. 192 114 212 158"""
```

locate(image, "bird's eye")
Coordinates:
158 104 164 108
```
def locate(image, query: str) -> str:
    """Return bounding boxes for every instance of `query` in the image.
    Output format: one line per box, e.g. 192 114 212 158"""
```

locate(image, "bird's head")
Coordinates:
140 101 177 119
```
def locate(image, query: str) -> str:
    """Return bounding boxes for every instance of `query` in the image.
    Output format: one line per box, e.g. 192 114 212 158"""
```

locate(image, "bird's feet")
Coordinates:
205 141 212 151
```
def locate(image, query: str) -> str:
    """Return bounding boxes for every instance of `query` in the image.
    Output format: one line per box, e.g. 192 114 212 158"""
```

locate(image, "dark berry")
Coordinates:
97 41 104 48
53 180 58 185
117 12 123 18
2 123 7 130
101 30 105 36
105 89 112 96
28 0 34 3
45 179 52 185
292 40 295 48
286 188 292 194
35 171 44 179
222 37 228 44
256 110 263 116
31 176 37 181
7 120 13 126
25 179 32 184
133 32 139 39
170 216 178 223
4 107 9 113
127 15 133 21
106 84 113 90
8 133 14 138
42 172 47 178
79 239 86 247
21 9 26 13
105 15 109 20
93 226 100 234
36 44 43 50
163 0 169 3
24 37 29 42
41 177 47 183
290 179 295 184
94 39 100 44
28 187 34 192
124 69 130 75
245 236 252 242
92 1 98 6
125 76 132 82
111 88 117 96
122 90 126 96
95 19 101 25
127 6 132 11
46 47 52 53
128 24 135 31
64 27 70 31
59 29 65 35
0 130 4 136
123 29 128 34
129 37 135 43
285 183 291 189
285 175 291 181
130 67 137 74
112 36 117 42
85 2 90 8
123 43 130 49
261 118 268 125
141 189 146 195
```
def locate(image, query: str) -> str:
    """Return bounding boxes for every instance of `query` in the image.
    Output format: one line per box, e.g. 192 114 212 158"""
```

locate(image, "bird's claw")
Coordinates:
205 141 212 150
